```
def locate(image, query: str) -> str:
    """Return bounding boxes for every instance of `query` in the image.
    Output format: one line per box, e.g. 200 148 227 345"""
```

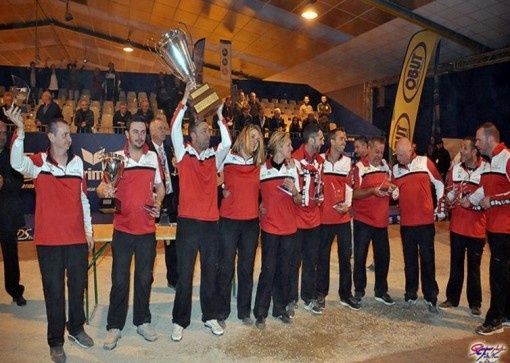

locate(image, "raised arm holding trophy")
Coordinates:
153 28 222 118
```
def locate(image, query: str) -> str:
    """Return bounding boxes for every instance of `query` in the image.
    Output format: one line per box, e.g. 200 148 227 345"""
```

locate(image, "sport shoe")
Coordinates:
275 313 292 324
68 330 94 348
304 300 323 315
240 317 253 326
286 302 295 319
50 346 66 363
353 292 364 303
317 294 326 310
340 297 361 311
404 299 417 309
218 319 226 329
103 329 121 350
502 317 510 327
438 300 456 309
375 293 395 306
367 263 375 272
171 323 184 342
255 317 266 330
424 300 441 315
137 323 158 342
470 306 482 317
204 319 224 336
475 324 504 336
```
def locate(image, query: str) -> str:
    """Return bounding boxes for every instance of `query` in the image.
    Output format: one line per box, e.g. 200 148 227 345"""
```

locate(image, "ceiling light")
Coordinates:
301 1 318 20
123 40 134 52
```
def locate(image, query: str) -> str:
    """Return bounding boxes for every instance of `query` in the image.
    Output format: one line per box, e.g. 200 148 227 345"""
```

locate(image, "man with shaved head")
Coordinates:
393 137 445 314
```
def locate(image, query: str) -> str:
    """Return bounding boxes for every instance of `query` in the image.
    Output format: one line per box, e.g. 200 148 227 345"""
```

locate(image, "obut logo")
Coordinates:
402 41 427 103
390 113 411 150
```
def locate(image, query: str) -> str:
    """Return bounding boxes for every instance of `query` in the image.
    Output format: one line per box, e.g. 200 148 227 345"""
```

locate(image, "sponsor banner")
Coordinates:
193 38 206 85
388 30 439 159
220 40 232 81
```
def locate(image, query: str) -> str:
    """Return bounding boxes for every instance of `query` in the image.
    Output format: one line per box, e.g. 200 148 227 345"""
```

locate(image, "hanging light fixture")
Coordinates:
301 0 318 20
123 39 134 52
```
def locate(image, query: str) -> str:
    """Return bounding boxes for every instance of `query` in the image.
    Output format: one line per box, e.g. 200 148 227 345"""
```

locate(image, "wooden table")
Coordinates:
86 223 177 323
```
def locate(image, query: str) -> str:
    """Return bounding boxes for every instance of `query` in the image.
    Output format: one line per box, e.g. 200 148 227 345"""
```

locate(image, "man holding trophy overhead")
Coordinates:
97 115 165 351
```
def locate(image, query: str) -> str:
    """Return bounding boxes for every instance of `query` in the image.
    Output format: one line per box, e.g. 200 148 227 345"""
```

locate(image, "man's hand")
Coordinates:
4 106 24 129
479 196 491 210
181 82 193 105
333 203 349 214
86 235 95 252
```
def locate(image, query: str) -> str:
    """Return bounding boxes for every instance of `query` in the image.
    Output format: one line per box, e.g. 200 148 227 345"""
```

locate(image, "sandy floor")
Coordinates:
1 222 509 363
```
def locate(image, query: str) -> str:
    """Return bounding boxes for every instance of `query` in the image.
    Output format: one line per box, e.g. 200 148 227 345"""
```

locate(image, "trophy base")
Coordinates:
189 83 222 118
99 198 121 214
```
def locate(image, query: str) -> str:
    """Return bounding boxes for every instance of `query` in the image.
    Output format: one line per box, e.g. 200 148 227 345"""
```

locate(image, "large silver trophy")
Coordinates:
99 153 125 213
154 28 222 117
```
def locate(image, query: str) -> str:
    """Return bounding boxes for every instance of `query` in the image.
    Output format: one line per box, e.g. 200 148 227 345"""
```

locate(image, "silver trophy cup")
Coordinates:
99 153 125 213
154 28 222 117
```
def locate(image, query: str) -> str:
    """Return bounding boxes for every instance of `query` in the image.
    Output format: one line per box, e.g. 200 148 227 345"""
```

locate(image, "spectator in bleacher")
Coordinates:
0 92 17 124
66 62 83 101
299 95 313 121
253 106 270 134
248 92 262 119
26 61 42 107
103 62 121 102
154 72 172 118
135 99 155 124
234 105 252 132
91 67 104 102
43 62 60 99
301 112 318 131
74 99 95 133
432 138 451 182
113 102 131 134
289 116 302 134
234 91 250 118
317 95 332 130
35 91 63 132
269 108 285 132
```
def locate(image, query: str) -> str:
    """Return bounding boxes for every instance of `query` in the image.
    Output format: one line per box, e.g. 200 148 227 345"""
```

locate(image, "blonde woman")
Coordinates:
217 124 265 328
253 131 301 329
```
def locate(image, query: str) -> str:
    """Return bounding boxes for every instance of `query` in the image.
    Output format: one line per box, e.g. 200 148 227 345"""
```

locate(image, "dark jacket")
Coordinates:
36 102 63 127
0 146 25 231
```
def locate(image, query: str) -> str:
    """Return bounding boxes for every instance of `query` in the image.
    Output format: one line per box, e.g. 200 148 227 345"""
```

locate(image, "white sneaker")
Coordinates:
171 323 184 342
103 329 121 350
137 323 158 342
204 319 224 336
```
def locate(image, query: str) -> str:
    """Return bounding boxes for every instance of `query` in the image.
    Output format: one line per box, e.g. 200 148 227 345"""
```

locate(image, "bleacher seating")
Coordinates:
99 113 113 133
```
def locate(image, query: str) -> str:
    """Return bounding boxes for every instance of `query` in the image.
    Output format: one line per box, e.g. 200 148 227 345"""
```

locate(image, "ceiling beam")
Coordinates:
362 0 492 54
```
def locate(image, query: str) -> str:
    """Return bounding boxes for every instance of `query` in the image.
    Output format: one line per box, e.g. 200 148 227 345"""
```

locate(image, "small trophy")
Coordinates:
142 182 158 215
99 153 124 213
332 183 345 211
313 173 324 203
278 176 295 197
152 28 222 117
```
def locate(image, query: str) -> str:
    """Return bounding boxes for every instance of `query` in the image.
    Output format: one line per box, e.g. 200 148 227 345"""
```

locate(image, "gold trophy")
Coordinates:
154 28 222 117
99 153 125 213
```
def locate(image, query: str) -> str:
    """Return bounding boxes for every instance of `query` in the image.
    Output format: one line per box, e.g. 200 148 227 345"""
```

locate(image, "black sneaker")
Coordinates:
275 313 292 324
475 324 504 336
424 300 441 315
50 346 66 363
502 317 510 327
240 317 253 326
13 295 27 306
340 297 361 311
304 300 323 315
375 293 395 306
286 302 295 318
470 306 482 317
255 317 266 330
68 330 94 348
317 295 326 310
353 292 364 303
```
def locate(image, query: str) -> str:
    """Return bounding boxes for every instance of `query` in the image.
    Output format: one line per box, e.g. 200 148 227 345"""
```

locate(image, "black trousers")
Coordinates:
253 231 295 319
217 217 259 320
484 232 510 326
353 220 390 297
317 222 352 300
172 217 220 328
37 244 88 347
290 226 321 304
106 230 157 330
400 224 439 304
0 230 24 299
444 231 485 308
164 240 178 286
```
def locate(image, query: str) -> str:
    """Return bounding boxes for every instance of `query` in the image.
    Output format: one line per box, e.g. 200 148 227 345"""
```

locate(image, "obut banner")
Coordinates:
388 30 439 159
